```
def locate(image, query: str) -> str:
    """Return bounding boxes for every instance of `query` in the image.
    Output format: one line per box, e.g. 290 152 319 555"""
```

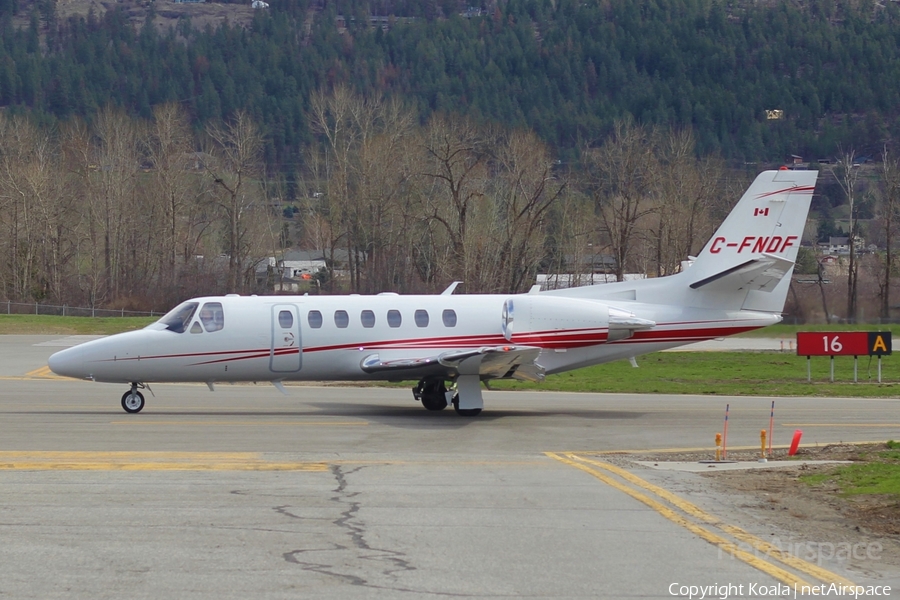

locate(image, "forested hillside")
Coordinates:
3 0 900 319
1 0 899 174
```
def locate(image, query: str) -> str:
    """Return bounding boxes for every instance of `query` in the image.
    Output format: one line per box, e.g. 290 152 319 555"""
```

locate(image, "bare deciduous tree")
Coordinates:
145 103 207 301
492 129 566 292
0 115 66 302
650 129 723 276
308 88 421 292
545 190 596 289
878 146 900 318
420 114 492 290
583 120 658 281
92 107 144 302
828 150 861 322
204 111 272 293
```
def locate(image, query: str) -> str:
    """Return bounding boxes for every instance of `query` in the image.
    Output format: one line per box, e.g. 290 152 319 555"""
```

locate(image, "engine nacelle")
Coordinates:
501 296 608 349
501 296 655 347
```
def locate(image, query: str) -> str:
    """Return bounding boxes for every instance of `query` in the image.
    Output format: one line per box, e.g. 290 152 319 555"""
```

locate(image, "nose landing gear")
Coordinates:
121 382 146 413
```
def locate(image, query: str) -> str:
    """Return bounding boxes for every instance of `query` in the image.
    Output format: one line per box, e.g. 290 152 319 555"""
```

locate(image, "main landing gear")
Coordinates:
121 382 146 413
413 378 449 411
413 376 483 417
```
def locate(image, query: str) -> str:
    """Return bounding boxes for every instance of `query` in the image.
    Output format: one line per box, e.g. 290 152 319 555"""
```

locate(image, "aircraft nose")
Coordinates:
48 345 87 379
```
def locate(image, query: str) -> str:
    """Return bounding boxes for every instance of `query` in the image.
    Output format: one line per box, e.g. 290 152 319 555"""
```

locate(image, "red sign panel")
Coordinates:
796 332 892 356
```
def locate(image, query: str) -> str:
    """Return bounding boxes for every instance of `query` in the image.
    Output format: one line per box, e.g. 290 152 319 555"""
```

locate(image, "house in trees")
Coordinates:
256 249 349 292
279 250 327 278
788 154 809 169
823 236 867 255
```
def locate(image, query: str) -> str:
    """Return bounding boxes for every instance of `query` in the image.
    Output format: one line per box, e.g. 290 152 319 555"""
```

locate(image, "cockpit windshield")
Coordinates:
156 302 199 333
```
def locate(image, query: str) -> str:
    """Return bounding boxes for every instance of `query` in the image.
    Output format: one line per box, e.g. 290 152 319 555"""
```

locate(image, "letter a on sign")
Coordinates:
868 332 892 356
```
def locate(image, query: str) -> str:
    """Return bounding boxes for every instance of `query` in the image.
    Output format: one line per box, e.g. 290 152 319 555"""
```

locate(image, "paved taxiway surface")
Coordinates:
1 336 899 598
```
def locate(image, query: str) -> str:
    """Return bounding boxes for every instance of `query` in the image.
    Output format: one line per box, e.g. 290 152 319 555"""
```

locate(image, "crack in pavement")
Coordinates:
282 544 368 586
279 464 418 588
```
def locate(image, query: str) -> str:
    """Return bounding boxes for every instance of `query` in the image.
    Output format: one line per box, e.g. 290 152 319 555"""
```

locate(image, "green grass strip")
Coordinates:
801 451 900 498
488 352 900 397
0 315 155 335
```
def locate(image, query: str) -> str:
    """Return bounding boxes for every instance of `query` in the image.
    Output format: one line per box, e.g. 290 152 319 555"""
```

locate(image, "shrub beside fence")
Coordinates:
1 301 159 318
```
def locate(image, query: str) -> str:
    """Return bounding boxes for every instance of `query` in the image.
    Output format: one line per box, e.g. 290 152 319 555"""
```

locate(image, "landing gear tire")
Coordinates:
422 395 448 411
452 395 482 417
121 390 145 413
414 378 448 411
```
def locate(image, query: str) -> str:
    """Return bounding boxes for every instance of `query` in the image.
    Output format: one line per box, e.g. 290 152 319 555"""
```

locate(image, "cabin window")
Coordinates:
361 310 376 328
387 309 402 328
159 302 199 334
200 302 224 332
334 310 349 328
442 309 457 327
308 310 323 328
278 310 294 329
190 321 203 334
414 309 429 327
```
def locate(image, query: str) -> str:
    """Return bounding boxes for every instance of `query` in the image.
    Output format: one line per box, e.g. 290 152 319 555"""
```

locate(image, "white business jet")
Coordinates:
49 169 817 416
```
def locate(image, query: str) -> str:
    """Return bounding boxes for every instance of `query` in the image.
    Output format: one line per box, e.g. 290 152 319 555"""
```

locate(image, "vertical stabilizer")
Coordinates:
544 169 817 314
685 169 817 311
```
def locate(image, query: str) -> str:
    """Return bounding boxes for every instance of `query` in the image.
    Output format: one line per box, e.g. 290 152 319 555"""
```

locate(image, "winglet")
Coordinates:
441 281 462 295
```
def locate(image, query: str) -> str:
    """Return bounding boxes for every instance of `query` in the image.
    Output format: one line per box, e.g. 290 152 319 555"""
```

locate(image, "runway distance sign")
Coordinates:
796 331 892 356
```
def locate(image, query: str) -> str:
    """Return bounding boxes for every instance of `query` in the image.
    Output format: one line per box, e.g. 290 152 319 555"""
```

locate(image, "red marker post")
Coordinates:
788 430 803 456
722 404 730 460
768 401 775 456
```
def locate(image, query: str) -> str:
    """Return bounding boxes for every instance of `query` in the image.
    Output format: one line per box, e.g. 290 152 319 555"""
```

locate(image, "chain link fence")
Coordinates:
1 301 160 318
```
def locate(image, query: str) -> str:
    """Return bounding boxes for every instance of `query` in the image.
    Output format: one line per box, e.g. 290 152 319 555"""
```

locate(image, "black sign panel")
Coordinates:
868 331 892 356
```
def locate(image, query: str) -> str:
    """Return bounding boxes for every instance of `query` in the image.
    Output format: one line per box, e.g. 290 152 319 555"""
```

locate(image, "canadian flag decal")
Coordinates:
754 207 769 217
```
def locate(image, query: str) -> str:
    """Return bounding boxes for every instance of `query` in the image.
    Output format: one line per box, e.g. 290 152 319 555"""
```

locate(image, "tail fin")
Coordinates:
685 169 817 312
544 169 817 313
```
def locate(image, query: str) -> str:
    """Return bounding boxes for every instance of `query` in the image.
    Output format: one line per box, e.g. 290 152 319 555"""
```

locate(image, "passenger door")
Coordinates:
270 304 302 373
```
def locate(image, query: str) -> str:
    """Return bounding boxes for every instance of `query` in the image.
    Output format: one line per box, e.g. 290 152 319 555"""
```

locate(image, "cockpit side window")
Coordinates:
158 302 199 333
199 302 225 332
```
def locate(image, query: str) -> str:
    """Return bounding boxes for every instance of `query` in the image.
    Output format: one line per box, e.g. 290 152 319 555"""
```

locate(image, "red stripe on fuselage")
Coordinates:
88 321 766 366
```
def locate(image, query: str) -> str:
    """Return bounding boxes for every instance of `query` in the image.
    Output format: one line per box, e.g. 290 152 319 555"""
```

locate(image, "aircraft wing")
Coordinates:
689 253 795 293
360 345 545 382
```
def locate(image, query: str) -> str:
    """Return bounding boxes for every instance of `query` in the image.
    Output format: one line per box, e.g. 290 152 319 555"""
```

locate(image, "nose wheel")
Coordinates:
121 384 145 413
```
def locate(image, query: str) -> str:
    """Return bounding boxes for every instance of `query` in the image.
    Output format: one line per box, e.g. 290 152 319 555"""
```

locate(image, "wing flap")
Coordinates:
360 345 543 381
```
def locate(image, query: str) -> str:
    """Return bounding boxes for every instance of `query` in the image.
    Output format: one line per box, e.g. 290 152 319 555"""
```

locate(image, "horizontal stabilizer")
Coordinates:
689 253 795 293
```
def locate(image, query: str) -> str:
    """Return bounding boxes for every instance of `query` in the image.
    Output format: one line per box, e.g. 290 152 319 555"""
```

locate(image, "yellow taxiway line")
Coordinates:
547 452 855 589
0 451 328 472
108 420 369 426
22 366 67 379
0 366 70 380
